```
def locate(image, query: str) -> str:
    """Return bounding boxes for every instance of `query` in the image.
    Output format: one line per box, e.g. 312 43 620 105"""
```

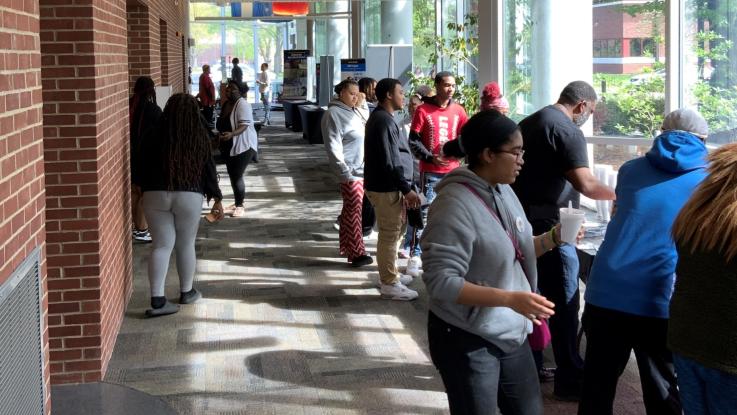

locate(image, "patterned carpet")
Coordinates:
105 112 647 414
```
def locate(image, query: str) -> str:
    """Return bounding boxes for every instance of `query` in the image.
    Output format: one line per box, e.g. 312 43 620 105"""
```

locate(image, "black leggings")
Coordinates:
221 143 256 206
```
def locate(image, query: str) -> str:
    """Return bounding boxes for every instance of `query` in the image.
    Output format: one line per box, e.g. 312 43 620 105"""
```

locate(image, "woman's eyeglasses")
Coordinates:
495 149 525 161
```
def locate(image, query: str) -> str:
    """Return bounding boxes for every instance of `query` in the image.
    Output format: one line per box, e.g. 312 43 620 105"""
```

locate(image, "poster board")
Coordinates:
340 58 366 81
283 49 313 101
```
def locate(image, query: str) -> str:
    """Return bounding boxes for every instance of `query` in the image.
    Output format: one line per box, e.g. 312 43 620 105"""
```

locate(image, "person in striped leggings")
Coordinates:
321 78 373 267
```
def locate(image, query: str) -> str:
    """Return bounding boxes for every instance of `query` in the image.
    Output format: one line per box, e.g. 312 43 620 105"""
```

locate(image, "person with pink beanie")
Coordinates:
481 82 510 115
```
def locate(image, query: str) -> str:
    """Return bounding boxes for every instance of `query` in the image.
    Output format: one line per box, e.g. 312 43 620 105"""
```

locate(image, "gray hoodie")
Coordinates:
421 167 538 353
321 99 368 182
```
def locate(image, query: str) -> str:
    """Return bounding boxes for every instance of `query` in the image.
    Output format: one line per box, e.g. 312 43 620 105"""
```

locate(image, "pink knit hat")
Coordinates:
481 82 509 112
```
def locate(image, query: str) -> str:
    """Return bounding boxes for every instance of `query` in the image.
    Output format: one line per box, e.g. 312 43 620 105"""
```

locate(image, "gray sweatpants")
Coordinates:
142 191 204 297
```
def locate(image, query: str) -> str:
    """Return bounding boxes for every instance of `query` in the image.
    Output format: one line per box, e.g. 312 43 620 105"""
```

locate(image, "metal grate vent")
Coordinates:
0 248 45 415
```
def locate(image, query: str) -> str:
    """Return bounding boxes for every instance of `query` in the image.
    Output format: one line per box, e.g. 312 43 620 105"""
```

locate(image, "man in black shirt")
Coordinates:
512 81 615 400
365 78 421 301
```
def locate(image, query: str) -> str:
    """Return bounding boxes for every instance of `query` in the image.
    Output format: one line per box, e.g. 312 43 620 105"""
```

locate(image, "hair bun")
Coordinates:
443 139 466 159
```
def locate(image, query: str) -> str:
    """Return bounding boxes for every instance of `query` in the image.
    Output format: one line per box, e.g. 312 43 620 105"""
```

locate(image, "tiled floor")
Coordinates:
106 112 647 414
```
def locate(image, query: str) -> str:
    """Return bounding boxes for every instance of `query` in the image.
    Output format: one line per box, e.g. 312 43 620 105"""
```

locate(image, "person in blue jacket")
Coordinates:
578 108 710 415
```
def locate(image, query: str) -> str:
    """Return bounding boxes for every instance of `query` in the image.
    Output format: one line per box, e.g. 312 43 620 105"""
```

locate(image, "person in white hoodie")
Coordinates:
423 110 564 415
321 79 373 267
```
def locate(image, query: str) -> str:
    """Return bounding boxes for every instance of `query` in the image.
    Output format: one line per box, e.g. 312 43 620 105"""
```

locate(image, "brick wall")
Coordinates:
127 0 188 93
39 0 131 384
39 0 188 385
0 0 49 412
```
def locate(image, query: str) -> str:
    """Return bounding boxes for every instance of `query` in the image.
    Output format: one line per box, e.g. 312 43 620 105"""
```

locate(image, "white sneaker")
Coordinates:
380 281 419 301
399 273 414 285
405 256 422 277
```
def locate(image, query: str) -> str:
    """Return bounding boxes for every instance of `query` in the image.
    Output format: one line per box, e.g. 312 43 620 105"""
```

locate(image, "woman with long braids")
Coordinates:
217 80 258 218
321 78 373 268
129 76 161 243
138 93 224 317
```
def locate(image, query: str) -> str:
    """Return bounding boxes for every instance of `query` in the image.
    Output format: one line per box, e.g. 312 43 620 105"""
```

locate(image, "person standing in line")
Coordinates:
231 57 243 85
138 93 223 317
364 78 421 301
358 77 378 111
480 81 510 115
424 110 560 415
217 80 258 218
407 71 468 278
578 109 711 415
129 76 162 243
197 64 216 127
321 78 373 268
668 142 737 415
256 62 271 125
511 81 615 401
399 92 425 259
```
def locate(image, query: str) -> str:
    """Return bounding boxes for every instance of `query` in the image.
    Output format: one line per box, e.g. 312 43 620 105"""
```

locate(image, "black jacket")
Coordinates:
138 118 223 202
130 100 162 185
364 106 413 194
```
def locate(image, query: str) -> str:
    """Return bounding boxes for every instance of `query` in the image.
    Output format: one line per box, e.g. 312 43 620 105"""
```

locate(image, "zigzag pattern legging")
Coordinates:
339 180 367 262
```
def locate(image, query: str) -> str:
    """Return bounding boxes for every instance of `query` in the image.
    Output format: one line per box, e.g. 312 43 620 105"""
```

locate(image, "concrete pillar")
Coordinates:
350 1 363 57
380 0 412 45
530 0 593 110
295 19 307 50
306 19 314 53
326 1 349 59
477 0 503 90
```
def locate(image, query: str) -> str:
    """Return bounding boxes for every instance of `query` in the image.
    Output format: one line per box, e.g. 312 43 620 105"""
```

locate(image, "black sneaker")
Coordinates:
179 288 202 304
133 229 152 243
538 367 556 383
145 301 179 318
351 255 373 268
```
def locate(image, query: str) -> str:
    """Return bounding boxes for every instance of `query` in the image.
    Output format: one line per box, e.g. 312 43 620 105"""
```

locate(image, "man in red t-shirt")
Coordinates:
197 64 216 125
406 71 468 276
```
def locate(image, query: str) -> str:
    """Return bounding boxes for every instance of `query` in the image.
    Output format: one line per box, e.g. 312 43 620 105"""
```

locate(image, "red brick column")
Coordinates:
40 0 132 384
0 1 48 411
126 4 159 89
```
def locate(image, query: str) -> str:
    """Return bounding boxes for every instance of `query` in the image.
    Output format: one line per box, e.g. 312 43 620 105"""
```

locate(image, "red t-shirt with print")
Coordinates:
410 101 468 174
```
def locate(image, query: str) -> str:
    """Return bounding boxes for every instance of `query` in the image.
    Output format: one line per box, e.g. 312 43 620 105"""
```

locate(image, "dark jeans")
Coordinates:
535 238 583 396
674 353 737 415
409 172 444 257
578 304 681 415
220 143 255 206
428 312 543 415
202 106 214 127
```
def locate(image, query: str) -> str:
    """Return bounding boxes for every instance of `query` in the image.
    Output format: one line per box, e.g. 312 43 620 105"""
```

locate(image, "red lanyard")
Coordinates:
461 183 526 263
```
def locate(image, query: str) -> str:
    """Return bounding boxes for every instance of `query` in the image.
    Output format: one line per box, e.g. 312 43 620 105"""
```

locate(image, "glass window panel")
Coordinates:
684 0 737 144
630 38 643 57
413 0 436 75
642 38 655 56
503 0 533 120
593 2 666 141
363 0 381 45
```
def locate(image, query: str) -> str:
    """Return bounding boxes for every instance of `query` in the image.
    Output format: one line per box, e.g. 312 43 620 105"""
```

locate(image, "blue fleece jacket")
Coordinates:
584 130 708 318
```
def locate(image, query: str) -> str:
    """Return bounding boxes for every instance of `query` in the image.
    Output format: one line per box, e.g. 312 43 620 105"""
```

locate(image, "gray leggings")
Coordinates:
142 191 204 297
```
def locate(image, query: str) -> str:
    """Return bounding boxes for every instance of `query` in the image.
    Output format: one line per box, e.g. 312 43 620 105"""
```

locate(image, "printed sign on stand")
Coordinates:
341 58 366 81
283 49 312 100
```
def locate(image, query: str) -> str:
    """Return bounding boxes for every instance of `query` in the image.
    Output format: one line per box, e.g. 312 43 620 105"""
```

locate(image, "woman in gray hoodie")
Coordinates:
423 110 563 415
321 79 373 267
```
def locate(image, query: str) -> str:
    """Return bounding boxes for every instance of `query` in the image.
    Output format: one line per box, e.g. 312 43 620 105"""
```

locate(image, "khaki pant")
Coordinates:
366 191 407 285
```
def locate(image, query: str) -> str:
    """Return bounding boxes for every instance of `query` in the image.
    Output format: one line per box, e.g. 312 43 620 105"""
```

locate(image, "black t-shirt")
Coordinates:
511 105 589 227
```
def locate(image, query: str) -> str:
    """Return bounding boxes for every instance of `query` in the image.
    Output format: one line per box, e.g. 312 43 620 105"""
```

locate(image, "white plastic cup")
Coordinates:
559 206 586 245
